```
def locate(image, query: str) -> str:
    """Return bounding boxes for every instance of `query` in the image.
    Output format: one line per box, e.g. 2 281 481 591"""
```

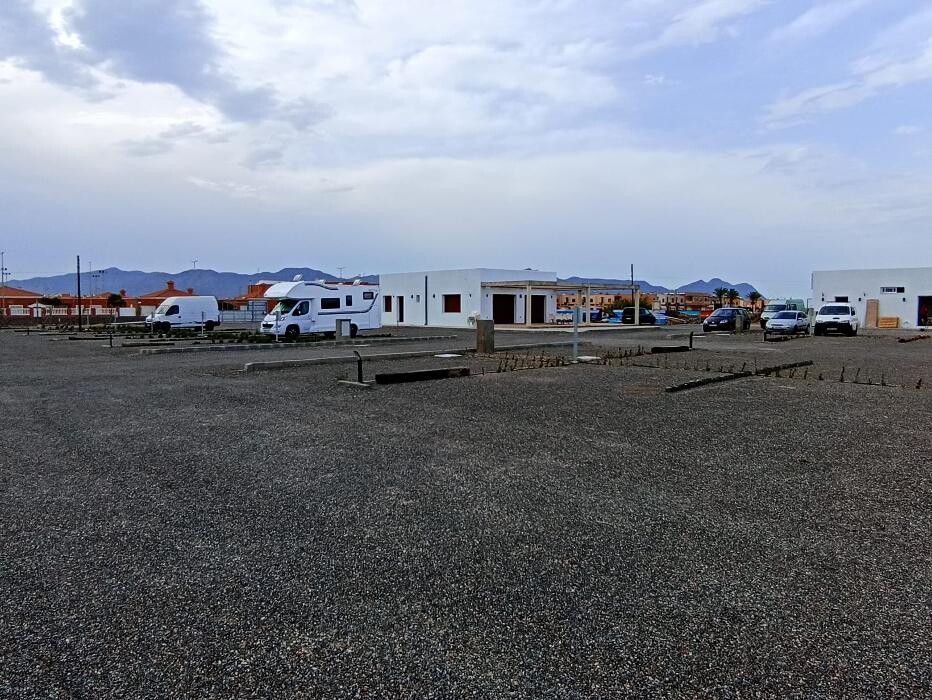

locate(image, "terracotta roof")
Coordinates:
0 285 43 298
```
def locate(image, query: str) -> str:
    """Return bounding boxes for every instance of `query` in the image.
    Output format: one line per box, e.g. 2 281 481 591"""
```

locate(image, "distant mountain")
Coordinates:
9 268 759 298
559 276 670 294
675 278 759 297
560 276 759 296
9 267 347 298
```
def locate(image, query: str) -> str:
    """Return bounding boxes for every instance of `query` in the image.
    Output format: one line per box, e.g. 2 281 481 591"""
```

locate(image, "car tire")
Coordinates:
350 324 358 338
204 321 216 331
285 325 300 340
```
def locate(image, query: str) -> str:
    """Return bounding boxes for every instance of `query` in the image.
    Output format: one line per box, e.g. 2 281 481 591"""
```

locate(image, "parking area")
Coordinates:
1 327 930 698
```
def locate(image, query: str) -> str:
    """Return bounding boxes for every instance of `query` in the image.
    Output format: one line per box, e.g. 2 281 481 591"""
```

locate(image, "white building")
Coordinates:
379 268 644 328
379 268 563 327
811 267 932 329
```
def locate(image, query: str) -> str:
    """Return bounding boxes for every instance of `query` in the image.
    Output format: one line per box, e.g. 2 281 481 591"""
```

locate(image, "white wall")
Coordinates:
379 268 558 327
812 267 932 329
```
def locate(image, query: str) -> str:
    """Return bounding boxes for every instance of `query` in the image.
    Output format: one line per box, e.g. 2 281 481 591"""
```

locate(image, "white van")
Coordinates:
260 280 380 339
146 296 221 331
814 303 859 336
760 298 807 329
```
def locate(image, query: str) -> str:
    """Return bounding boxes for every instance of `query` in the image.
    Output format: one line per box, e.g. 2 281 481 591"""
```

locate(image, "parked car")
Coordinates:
814 304 859 336
615 307 657 325
759 298 807 329
703 307 751 332
765 310 809 335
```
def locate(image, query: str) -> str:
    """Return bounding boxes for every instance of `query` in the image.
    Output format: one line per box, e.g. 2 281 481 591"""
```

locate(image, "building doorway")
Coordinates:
919 296 931 327
530 295 546 324
492 294 516 324
397 295 404 323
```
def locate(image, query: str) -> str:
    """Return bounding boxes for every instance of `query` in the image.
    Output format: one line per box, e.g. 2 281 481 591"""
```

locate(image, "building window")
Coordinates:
880 286 905 294
363 291 374 300
443 294 462 313
345 295 353 307
321 297 340 310
834 296 849 303
384 296 392 312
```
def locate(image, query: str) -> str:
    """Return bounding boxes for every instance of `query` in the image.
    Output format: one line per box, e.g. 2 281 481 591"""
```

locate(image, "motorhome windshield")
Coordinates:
271 299 298 315
763 304 787 313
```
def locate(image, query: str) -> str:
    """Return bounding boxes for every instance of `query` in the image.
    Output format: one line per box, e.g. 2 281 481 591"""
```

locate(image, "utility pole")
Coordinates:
192 259 198 271
337 266 345 280
1 251 6 321
76 255 83 332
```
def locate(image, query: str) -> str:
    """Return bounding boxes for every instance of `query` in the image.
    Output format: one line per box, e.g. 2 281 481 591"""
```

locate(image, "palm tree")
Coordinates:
713 286 729 308
726 288 741 307
748 290 762 311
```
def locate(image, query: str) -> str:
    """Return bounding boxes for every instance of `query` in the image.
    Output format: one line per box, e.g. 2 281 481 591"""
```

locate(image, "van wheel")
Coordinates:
285 325 300 340
350 324 358 338
204 321 216 332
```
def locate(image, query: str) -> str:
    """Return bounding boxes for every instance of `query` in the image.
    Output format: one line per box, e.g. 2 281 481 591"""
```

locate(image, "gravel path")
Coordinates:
1 331 930 698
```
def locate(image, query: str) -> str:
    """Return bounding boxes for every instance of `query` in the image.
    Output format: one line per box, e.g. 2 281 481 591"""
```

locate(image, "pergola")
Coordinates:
480 280 643 326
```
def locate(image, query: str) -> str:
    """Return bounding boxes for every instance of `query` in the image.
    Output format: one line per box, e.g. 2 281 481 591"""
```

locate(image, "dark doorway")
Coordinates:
530 295 546 324
492 294 516 324
397 295 405 323
919 296 931 327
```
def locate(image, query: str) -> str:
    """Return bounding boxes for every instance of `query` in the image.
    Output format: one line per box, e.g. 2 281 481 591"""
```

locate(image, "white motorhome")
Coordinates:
260 280 380 339
146 296 221 331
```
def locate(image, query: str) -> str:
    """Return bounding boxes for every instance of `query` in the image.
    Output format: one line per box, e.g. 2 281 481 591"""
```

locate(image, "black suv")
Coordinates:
703 307 751 332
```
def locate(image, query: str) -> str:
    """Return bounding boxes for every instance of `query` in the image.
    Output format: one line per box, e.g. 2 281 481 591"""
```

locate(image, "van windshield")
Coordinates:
271 299 298 315
820 305 850 315
763 304 787 313
155 303 171 315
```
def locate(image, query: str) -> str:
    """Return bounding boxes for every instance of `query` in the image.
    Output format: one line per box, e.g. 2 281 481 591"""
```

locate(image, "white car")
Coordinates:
766 310 809 335
814 304 859 336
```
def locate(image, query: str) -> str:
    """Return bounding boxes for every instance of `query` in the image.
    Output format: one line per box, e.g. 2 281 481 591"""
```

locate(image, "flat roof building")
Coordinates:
379 268 641 328
811 267 932 330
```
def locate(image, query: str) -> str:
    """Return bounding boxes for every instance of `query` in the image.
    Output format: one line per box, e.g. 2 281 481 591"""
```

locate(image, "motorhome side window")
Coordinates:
363 291 374 300
321 298 340 310
345 295 353 307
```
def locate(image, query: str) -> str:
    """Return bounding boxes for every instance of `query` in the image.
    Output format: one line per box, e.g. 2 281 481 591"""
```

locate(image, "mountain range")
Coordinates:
8 268 761 299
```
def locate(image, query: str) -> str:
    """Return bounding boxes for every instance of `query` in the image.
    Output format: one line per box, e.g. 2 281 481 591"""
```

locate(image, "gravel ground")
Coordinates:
1 331 931 698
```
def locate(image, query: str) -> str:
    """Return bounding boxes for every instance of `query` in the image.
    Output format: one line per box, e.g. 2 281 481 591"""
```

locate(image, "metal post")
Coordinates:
689 331 694 349
353 350 364 384
572 304 579 361
275 309 280 342
76 255 83 332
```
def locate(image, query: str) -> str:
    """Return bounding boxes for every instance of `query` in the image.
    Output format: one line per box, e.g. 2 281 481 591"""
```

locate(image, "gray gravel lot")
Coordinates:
1 329 930 698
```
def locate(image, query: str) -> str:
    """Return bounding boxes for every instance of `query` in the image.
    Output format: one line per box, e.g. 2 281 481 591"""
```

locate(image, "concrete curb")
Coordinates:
138 335 458 355
243 341 582 373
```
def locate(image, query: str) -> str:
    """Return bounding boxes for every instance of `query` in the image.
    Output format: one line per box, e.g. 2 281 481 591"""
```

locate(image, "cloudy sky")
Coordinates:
1 0 930 294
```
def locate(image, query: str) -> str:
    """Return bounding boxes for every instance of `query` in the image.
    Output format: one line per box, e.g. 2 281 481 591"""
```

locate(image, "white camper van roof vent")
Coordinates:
352 279 362 285
293 274 303 282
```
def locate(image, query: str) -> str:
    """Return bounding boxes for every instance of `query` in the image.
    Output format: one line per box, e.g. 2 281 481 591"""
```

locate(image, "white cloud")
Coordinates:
628 0 767 56
769 0 872 43
894 125 922 136
764 39 932 126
